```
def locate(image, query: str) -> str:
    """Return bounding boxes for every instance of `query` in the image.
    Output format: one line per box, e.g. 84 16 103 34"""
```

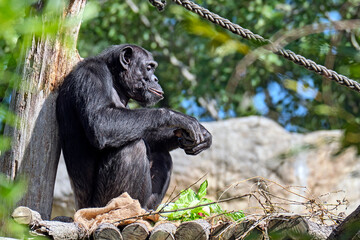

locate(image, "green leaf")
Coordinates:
178 188 197 204
209 203 223 214
197 180 208 199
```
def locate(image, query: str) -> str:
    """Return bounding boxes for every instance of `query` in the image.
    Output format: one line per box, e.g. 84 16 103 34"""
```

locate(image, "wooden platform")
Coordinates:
11 206 360 239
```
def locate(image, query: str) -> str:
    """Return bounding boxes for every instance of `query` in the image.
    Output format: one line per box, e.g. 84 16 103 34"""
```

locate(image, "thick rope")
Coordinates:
148 0 166 11
149 0 360 93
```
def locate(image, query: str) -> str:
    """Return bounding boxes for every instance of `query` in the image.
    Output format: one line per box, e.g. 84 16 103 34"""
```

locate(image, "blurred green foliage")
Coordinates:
0 0 64 144
78 0 360 153
0 1 25 135
0 174 46 238
0 174 27 237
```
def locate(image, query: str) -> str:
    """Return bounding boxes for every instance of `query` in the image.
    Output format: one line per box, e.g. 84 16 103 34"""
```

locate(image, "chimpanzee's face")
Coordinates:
119 46 164 107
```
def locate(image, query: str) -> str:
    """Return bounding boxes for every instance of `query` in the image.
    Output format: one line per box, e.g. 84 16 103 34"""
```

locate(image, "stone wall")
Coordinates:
52 116 360 218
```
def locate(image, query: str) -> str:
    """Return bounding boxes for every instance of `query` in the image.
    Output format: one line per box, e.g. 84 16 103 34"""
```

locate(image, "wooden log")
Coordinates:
11 206 42 225
11 206 85 240
268 215 333 240
149 222 177 240
268 216 307 238
209 222 231 240
328 205 360 240
93 223 123 240
122 222 150 240
221 219 263 240
36 221 84 240
175 219 211 240
306 220 333 239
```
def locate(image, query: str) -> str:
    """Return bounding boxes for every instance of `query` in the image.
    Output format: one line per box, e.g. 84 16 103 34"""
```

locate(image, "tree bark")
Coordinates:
0 0 86 220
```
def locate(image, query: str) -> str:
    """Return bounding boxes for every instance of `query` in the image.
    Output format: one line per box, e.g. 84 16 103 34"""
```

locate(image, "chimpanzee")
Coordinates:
56 44 212 210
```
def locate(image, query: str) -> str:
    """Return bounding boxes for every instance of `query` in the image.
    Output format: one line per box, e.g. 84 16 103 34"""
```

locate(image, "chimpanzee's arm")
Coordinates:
143 125 212 154
143 128 180 152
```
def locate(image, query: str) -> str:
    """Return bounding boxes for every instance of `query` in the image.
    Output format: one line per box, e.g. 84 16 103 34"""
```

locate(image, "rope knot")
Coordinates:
149 0 167 11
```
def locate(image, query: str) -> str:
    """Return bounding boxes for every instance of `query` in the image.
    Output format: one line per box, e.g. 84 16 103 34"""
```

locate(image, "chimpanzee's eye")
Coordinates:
147 61 157 71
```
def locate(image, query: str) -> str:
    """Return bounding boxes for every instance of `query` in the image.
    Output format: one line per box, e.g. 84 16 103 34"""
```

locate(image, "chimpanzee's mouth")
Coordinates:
149 88 164 97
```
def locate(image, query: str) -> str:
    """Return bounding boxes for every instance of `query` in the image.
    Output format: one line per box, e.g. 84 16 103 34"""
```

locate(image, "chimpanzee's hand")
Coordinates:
174 124 212 155
169 110 205 144
186 124 211 155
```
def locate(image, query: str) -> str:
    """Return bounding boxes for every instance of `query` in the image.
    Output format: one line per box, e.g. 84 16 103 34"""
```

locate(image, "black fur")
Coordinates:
56 44 212 210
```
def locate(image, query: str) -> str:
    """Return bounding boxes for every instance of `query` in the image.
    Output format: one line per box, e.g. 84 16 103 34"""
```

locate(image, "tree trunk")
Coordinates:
0 0 86 220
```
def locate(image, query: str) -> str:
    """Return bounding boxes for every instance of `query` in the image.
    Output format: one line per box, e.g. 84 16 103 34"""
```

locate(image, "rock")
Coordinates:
53 116 360 218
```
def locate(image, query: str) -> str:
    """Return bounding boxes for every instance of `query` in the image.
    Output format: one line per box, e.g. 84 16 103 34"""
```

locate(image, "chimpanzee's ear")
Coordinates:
120 46 133 70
